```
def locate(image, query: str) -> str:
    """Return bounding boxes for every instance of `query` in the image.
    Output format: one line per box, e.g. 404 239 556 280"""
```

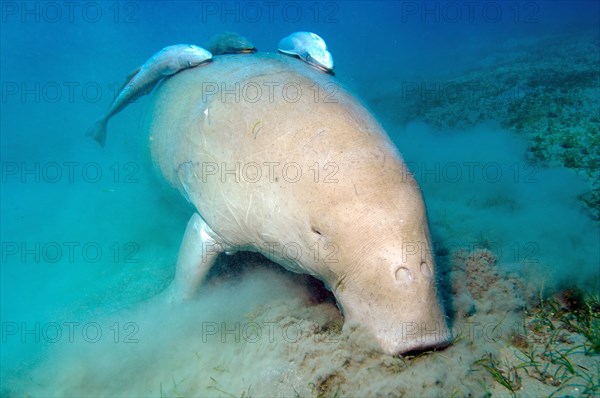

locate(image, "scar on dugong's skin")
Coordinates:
86 44 212 147
148 52 451 355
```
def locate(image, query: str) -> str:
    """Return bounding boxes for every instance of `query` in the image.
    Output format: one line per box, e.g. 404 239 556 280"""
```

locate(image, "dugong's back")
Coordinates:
149 53 407 252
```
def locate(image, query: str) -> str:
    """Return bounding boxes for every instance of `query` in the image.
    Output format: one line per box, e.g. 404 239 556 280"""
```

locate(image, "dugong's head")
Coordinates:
314 178 450 354
299 134 451 355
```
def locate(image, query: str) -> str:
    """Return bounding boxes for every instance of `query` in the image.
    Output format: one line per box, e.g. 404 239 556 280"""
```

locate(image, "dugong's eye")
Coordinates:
311 226 323 236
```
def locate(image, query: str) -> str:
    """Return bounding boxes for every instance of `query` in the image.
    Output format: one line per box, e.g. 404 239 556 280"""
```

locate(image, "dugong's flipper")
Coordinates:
165 213 224 303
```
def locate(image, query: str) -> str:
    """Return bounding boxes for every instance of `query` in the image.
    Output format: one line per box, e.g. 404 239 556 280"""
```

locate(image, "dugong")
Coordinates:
148 53 451 355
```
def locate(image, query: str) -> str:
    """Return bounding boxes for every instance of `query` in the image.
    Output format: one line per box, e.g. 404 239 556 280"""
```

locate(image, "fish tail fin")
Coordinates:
85 117 108 147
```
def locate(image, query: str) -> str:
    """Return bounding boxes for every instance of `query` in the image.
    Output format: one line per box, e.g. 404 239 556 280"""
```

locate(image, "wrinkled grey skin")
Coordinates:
148 53 451 355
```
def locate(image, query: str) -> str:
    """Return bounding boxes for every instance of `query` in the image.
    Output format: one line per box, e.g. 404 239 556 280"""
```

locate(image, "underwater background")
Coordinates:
1 1 599 396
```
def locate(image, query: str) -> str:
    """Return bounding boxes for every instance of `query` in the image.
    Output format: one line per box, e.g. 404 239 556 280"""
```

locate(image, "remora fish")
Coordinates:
86 44 212 146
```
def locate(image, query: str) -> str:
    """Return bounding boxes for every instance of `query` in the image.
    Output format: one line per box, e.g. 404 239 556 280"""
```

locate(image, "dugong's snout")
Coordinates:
332 242 452 355
377 322 452 356
372 293 453 356
336 271 452 355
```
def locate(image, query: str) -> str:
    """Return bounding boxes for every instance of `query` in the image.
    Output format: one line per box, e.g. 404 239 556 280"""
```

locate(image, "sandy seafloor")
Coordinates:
1 1 599 397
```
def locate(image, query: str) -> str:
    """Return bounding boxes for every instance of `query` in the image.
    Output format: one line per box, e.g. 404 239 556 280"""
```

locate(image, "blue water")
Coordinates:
1 1 599 396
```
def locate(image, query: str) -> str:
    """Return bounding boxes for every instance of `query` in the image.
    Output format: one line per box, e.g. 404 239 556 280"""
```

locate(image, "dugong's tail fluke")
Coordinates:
86 117 109 147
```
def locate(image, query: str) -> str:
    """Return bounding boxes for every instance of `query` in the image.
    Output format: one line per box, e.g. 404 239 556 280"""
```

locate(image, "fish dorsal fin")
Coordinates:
125 67 141 82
